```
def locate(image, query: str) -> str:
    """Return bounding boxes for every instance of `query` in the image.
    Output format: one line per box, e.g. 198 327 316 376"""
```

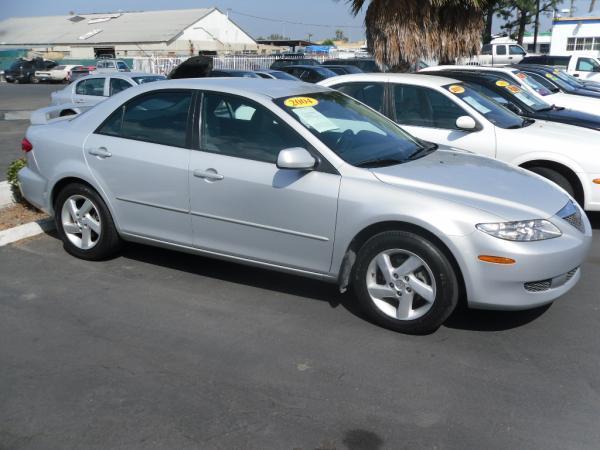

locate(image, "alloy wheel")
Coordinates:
366 249 437 320
60 194 102 250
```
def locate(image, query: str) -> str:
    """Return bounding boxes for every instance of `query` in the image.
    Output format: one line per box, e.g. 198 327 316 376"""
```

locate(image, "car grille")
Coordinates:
557 200 585 233
524 279 551 292
524 267 579 292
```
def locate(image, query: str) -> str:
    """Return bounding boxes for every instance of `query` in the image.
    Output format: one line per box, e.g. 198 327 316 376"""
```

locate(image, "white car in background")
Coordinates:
50 72 166 107
421 65 600 114
33 64 81 83
320 73 600 211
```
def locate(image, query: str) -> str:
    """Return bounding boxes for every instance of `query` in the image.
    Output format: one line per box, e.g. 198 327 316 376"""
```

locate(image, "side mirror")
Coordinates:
276 148 317 170
456 116 477 131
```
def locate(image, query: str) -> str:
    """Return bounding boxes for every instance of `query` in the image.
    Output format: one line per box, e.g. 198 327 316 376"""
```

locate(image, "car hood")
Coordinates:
498 118 600 142
542 107 600 129
371 149 569 221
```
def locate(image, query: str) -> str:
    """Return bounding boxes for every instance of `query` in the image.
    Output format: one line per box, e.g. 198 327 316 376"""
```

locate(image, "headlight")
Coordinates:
476 219 561 241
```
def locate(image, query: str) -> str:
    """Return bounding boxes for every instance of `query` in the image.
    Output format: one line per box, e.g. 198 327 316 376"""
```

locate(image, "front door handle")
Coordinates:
88 147 112 158
193 168 224 181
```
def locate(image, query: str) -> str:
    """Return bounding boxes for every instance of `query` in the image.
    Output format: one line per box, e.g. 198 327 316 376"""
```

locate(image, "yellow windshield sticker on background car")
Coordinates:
448 85 465 94
545 73 558 80
553 68 560 74
284 97 319 108
496 80 510 87
517 73 528 79
506 85 521 94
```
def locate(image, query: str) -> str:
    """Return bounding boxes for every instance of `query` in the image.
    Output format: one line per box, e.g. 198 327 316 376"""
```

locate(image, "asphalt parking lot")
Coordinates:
1 83 600 449
0 83 57 180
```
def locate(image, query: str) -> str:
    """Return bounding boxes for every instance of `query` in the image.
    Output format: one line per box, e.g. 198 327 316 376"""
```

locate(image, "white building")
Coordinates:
550 16 600 56
0 8 259 58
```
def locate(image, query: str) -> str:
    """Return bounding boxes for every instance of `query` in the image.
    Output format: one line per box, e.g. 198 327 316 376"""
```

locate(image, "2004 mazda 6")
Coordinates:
18 78 592 333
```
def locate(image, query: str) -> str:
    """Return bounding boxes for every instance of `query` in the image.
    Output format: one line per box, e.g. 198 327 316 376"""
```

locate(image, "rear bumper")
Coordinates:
450 214 593 310
18 166 49 213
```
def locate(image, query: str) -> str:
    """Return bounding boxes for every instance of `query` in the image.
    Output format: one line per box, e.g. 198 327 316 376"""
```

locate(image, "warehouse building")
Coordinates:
0 8 259 59
550 16 600 56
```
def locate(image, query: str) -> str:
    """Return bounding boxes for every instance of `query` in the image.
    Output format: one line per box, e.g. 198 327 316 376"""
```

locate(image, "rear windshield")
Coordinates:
132 75 167 84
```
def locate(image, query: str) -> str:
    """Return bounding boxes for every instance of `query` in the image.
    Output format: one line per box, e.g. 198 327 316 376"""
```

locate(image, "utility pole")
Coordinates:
307 33 313 43
569 0 575 16
533 0 541 51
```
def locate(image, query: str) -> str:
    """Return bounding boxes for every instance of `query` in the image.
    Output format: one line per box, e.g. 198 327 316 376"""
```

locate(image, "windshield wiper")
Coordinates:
406 143 438 161
355 158 405 168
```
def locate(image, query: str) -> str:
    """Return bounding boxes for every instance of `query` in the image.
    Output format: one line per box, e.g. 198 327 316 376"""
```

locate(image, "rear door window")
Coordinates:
110 78 133 95
496 45 507 55
335 82 385 112
97 91 193 148
76 78 106 96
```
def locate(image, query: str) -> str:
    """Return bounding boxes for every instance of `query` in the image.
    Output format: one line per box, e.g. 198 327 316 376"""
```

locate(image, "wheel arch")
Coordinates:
337 220 467 307
519 159 584 205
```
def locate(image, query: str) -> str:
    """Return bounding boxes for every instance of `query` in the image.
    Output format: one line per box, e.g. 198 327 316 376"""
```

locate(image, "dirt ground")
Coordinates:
0 202 47 231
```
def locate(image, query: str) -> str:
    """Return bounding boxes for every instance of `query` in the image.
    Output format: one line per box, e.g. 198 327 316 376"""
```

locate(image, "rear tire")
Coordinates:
54 183 121 260
352 231 459 334
528 166 579 203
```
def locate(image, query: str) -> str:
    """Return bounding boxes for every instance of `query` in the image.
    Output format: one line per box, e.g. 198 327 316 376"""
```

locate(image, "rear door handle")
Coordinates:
193 169 224 181
88 147 112 158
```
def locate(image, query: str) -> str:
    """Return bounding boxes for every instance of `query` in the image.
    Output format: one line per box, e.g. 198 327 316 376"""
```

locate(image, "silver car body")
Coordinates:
50 72 166 107
19 79 592 310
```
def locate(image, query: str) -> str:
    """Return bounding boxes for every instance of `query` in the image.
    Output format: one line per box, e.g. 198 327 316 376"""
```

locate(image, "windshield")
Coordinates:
132 75 167 84
492 79 550 111
554 69 586 87
444 83 524 129
314 67 337 77
275 91 428 167
514 71 553 96
270 71 298 80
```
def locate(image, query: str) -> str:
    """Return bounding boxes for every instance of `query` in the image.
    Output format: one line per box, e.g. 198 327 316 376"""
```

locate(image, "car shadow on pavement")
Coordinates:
444 304 551 332
119 241 365 314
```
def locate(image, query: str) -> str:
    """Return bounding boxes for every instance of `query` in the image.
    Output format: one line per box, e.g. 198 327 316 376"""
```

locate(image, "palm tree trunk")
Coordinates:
517 8 528 45
533 0 541 50
483 4 494 44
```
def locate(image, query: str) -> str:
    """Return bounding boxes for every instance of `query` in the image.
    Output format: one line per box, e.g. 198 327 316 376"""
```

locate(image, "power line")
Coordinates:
229 9 364 29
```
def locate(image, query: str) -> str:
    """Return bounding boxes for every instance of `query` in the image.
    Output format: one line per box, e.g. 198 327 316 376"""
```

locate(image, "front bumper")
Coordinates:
450 213 593 310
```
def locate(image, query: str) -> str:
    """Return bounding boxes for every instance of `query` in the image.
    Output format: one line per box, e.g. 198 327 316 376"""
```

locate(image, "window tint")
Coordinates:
509 45 525 55
496 45 507 55
336 82 385 112
97 91 192 147
393 85 466 129
576 57 600 72
117 61 129 71
201 92 306 163
76 78 105 96
110 78 132 95
481 44 492 55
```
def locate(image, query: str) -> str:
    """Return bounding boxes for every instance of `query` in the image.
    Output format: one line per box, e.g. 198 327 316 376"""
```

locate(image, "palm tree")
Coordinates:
347 0 488 70
590 0 597 13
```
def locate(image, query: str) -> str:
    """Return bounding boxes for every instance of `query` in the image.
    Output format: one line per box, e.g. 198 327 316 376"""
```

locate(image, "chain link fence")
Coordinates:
133 54 331 75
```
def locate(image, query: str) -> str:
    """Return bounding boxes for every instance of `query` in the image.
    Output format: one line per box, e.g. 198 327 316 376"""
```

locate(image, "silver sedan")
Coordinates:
18 79 592 334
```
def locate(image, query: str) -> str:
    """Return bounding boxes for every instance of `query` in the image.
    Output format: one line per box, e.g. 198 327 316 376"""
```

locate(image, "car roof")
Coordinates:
421 65 520 75
426 70 507 82
130 78 330 99
320 72 461 87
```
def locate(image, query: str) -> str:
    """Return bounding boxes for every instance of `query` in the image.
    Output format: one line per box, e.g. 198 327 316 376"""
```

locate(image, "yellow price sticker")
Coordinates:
506 85 521 94
284 97 319 108
448 85 465 94
496 80 510 87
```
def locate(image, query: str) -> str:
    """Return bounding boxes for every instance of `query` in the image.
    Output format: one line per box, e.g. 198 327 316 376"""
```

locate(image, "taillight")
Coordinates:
21 138 33 152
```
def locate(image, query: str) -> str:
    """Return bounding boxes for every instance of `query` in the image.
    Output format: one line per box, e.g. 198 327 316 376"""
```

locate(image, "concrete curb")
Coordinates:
0 218 55 247
0 110 32 121
0 181 16 208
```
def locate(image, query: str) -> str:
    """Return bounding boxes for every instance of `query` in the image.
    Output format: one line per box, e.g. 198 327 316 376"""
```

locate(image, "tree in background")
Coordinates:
498 0 559 45
346 0 487 70
482 1 509 44
322 39 336 45
335 29 350 42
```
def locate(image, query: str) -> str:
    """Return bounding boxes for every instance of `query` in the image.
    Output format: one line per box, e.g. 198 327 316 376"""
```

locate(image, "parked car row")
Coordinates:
17 57 596 334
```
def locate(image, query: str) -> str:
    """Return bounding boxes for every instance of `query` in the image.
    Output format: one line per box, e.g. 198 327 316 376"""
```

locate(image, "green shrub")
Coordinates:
6 158 26 202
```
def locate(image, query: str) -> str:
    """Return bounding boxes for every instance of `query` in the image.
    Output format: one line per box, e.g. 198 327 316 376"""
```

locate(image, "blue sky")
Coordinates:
1 0 599 42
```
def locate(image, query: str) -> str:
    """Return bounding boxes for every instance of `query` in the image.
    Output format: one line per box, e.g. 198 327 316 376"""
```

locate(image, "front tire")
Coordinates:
352 231 459 334
54 183 121 260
